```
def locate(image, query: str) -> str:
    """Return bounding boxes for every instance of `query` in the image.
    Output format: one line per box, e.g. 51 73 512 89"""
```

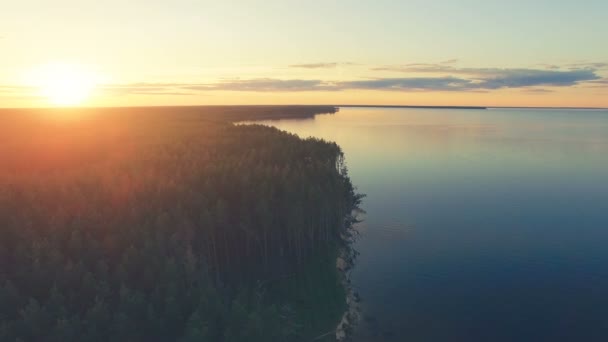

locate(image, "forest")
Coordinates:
0 106 360 341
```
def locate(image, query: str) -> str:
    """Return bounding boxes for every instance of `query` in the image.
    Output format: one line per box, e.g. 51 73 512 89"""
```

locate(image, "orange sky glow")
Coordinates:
1 1 607 108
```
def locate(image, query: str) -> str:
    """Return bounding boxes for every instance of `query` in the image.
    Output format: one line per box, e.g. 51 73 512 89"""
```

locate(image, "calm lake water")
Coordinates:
252 107 608 342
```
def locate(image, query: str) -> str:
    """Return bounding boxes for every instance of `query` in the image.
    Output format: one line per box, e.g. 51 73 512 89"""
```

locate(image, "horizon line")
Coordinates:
1 104 607 111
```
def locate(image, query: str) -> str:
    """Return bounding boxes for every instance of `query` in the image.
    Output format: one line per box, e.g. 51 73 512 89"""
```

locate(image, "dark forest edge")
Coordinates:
0 106 360 341
0 105 339 122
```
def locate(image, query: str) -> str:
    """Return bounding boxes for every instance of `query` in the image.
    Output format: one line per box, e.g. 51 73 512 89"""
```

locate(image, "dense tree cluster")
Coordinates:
0 111 359 342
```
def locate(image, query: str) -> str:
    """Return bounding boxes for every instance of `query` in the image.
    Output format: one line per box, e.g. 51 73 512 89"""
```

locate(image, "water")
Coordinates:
250 107 608 342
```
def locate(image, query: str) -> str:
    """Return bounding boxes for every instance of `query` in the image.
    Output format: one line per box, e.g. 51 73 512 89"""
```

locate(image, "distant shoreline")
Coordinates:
338 105 608 110
1 104 607 110
337 104 487 110
488 106 608 110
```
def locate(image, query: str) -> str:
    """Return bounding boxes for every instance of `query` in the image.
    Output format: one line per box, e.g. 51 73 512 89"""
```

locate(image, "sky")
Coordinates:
1 0 607 108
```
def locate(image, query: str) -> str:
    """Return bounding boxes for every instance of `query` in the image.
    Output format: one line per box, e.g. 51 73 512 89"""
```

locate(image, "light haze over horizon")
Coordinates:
1 0 607 108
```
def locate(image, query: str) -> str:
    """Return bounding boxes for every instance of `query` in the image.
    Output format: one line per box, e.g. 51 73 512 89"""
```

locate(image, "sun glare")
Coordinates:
28 63 99 106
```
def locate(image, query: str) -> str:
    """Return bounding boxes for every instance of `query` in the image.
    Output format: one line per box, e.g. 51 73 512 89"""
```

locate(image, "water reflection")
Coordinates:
251 107 608 342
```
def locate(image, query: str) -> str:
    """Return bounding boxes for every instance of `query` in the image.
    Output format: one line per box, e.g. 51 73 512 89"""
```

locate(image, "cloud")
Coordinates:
209 69 597 92
441 59 459 64
3 67 602 100
126 91 194 96
474 69 599 89
288 62 356 69
586 78 608 88
0 86 34 96
565 62 608 70
370 63 600 90
183 79 336 92
538 64 561 70
83 61 606 96
101 83 199 96
522 88 554 94
289 62 339 69
393 63 447 70
374 63 598 76
0 86 39 101
334 66 599 92
334 70 596 92
539 62 608 71
336 77 476 91
99 70 599 96
100 79 336 95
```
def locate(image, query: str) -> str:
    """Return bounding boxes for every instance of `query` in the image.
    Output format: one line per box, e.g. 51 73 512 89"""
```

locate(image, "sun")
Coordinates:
29 63 99 106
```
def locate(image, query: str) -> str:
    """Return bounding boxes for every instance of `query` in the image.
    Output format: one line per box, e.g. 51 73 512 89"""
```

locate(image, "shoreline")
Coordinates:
335 246 360 341
334 222 362 341
235 110 361 341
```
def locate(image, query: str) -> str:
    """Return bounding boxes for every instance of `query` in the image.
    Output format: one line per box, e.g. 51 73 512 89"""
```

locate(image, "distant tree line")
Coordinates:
0 114 359 342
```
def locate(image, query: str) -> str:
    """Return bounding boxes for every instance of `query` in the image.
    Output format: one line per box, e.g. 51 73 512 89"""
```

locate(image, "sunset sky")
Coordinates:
2 0 607 108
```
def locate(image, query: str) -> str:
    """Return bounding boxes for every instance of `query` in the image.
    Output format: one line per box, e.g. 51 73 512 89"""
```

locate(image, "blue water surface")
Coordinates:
253 107 608 342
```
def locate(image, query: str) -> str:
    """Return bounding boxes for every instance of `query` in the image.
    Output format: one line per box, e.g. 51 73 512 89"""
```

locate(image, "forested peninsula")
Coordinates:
0 106 361 341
